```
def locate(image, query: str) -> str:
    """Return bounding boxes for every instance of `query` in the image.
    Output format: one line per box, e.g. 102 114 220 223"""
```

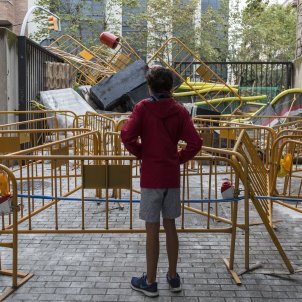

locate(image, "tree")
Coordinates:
122 0 230 61
31 0 296 62
229 1 296 61
246 0 269 13
31 0 137 46
122 0 199 60
195 0 230 61
31 0 230 61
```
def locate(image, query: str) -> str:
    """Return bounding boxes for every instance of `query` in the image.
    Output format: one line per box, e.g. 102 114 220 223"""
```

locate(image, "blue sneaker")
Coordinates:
131 273 159 297
166 272 182 292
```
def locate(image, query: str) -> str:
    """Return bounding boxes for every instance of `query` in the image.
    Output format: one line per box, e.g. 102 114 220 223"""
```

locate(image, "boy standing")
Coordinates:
121 66 202 297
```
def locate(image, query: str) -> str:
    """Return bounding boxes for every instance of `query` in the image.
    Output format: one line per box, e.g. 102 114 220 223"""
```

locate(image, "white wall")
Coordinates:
27 0 43 41
105 0 122 36
0 28 19 124
294 0 302 88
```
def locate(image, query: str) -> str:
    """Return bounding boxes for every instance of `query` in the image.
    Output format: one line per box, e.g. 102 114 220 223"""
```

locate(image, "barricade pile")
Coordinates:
1 110 302 300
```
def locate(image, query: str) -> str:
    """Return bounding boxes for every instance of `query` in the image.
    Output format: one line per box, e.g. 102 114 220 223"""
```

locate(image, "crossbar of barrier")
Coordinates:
0 128 93 157
0 116 58 131
0 110 78 129
15 194 244 203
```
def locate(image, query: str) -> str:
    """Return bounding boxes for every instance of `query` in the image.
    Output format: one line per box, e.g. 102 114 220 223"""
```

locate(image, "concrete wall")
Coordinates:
0 28 19 124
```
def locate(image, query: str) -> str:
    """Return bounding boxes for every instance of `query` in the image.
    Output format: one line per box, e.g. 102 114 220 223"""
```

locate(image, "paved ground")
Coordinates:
1 198 302 302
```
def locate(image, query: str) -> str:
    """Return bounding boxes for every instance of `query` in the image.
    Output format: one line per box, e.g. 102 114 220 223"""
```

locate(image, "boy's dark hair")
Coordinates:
146 66 173 93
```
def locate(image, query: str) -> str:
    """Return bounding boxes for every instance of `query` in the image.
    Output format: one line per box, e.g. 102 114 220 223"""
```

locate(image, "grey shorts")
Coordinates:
140 188 181 222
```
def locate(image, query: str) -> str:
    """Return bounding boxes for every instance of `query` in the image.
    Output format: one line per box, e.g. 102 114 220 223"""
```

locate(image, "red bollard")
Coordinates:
99 32 120 49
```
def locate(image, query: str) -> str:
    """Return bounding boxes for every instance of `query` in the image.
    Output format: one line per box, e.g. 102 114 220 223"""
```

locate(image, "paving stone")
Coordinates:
2 184 302 302
38 294 67 300
6 293 41 301
197 298 225 302
91 294 118 301
226 299 251 302
64 294 92 301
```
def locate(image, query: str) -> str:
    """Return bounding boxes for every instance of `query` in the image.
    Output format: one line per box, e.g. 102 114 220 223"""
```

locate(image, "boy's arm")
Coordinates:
178 110 203 164
120 104 143 159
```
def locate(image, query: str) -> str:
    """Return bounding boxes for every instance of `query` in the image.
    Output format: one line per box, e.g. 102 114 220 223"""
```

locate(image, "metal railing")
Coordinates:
176 61 293 102
18 36 63 119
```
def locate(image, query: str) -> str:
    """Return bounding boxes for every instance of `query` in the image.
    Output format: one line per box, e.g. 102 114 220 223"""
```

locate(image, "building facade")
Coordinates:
121 0 228 60
294 0 301 88
0 0 28 35
0 0 228 60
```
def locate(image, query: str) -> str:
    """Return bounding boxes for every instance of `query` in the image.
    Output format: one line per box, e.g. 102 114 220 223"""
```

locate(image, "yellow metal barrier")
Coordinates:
84 112 130 132
275 128 302 139
195 130 295 275
84 112 130 155
270 138 302 215
147 38 243 114
0 128 93 158
0 118 298 296
0 116 58 131
194 114 302 127
0 153 251 285
0 164 33 301
193 119 275 168
0 130 101 224
46 35 116 85
47 33 141 86
231 130 294 274
0 110 79 129
84 112 116 132
193 117 301 274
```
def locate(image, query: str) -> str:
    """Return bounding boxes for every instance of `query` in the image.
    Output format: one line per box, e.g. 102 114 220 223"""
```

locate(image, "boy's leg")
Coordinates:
163 218 178 278
146 221 160 283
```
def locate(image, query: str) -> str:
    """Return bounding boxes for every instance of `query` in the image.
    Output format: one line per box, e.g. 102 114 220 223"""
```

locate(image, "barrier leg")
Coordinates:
0 166 33 301
223 201 241 285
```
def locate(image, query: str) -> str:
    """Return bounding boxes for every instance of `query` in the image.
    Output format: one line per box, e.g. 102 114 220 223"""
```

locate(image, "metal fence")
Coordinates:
18 36 63 115
177 61 294 102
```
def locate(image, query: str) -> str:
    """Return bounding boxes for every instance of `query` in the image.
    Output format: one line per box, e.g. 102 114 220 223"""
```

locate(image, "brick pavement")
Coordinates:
1 200 302 302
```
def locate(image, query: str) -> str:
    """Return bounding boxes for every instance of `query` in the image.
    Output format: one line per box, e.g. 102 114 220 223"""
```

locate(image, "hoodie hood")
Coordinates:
141 98 183 119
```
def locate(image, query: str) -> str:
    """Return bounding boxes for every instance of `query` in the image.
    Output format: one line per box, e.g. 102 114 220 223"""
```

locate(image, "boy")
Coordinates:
121 65 202 297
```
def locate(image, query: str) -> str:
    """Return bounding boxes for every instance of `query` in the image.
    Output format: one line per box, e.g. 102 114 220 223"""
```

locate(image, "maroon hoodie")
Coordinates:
121 98 203 188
